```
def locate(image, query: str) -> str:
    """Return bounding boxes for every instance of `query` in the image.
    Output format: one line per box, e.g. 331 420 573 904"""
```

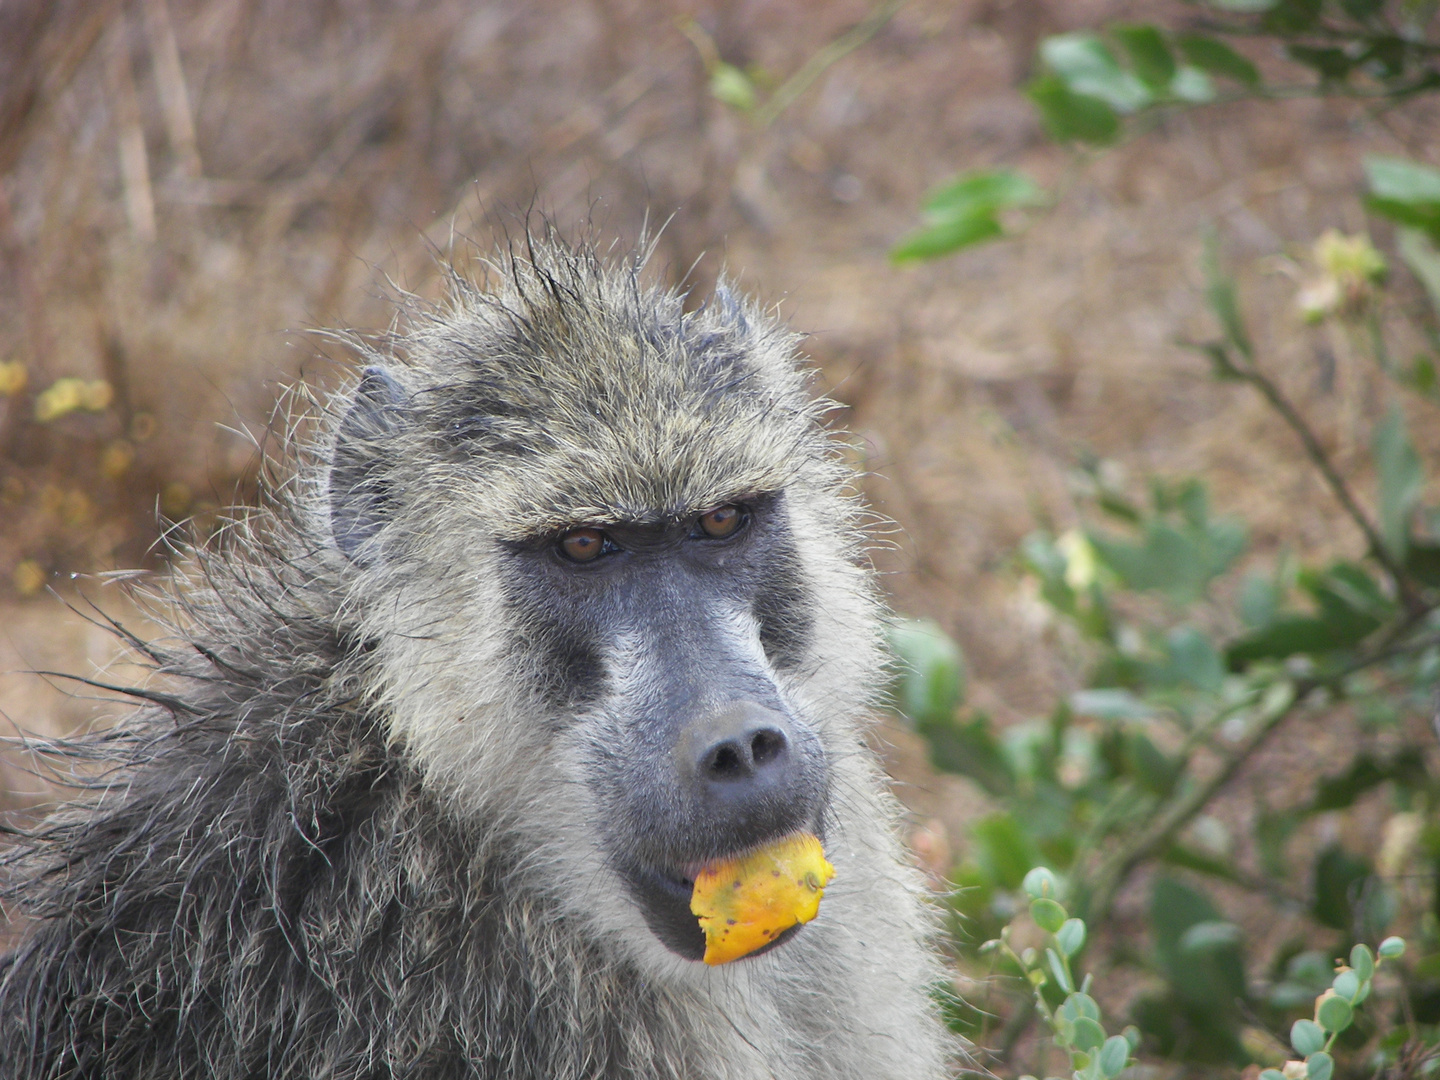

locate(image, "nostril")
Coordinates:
750 728 785 767
705 743 746 779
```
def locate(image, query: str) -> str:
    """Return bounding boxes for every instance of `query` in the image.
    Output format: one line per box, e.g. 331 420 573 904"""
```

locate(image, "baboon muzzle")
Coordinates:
613 696 829 962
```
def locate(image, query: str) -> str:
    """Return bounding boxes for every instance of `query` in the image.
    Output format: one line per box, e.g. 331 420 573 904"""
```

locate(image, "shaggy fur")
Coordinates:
0 235 954 1080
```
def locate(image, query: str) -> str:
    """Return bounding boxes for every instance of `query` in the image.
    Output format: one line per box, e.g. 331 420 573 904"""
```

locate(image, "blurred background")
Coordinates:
3 0 1440 1075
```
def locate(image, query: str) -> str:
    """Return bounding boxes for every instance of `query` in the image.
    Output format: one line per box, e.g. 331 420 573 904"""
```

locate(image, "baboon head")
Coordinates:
325 240 882 968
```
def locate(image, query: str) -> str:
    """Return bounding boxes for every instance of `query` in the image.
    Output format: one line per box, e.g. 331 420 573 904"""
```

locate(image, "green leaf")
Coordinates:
1317 993 1353 1032
1350 943 1375 981
1098 1035 1130 1078
1374 406 1423 560
1225 615 1340 668
1340 0 1384 17
1260 1071 1287 1080
922 169 1044 217
1365 156 1440 241
1111 24 1175 91
1286 44 1353 81
1332 969 1361 1001
1059 991 1101 1023
1048 947 1074 992
1070 688 1155 721
1179 920 1242 955
891 211 1003 262
1263 0 1323 32
1072 1016 1106 1053
1040 33 1152 111
1169 66 1216 103
1088 516 1245 606
1238 572 1279 628
1157 625 1225 691
709 63 756 111
971 813 1041 890
916 711 1015 794
1313 844 1371 930
1032 897 1068 933
1366 155 1440 206
1057 918 1087 957
1175 34 1260 87
1306 1050 1335 1080
1123 731 1180 795
1378 935 1405 958
1302 562 1389 641
1203 230 1252 361
1398 228 1440 318
1291 1019 1325 1056
888 619 966 726
1161 841 1244 885
1027 75 1120 144
893 169 1050 263
1023 865 1060 900
1313 750 1425 811
1149 878 1246 1010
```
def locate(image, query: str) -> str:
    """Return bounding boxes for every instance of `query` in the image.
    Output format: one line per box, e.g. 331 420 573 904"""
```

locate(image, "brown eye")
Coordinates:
697 504 745 539
559 528 607 562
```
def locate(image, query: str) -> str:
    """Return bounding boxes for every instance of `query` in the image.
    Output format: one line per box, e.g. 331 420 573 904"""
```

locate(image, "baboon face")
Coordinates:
498 491 829 960
327 262 862 965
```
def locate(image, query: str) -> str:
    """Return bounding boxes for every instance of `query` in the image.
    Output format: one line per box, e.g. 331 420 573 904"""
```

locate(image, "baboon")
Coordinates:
0 235 954 1079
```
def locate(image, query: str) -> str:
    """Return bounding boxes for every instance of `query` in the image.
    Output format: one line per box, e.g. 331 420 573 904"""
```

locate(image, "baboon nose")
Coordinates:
698 721 788 782
676 702 819 850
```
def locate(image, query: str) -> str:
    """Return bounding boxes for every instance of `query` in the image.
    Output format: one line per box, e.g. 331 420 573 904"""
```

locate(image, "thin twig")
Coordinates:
1082 612 1434 922
754 0 903 128
1200 342 1426 614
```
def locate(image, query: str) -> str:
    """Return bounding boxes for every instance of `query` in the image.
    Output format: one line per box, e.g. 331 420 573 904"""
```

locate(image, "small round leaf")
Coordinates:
1060 992 1101 1023
1098 1035 1130 1079
1071 1016 1105 1053
1332 970 1360 1002
1290 1019 1324 1057
1306 1051 1334 1080
1031 897 1068 933
1378 936 1406 959
1316 993 1353 1033
1349 944 1374 982
1260 1072 1286 1080
1023 867 1059 900
1057 918 1087 957
1122 1026 1140 1050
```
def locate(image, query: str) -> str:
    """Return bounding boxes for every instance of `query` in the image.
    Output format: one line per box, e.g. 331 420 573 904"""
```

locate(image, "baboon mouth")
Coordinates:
624 861 803 962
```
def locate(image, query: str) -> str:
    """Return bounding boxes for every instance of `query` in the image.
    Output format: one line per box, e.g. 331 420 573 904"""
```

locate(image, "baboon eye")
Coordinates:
696 504 746 539
559 528 609 563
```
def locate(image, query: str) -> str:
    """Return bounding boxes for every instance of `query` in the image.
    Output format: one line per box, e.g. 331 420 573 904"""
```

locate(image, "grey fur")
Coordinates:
0 234 956 1079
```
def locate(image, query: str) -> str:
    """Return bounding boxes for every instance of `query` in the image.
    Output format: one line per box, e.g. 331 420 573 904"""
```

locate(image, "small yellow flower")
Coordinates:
34 377 115 421
1057 528 1099 591
100 440 135 479
0 361 27 397
35 378 85 422
1298 230 1387 321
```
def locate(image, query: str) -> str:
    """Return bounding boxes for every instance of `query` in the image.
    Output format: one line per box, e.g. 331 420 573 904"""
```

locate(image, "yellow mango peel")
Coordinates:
690 832 835 966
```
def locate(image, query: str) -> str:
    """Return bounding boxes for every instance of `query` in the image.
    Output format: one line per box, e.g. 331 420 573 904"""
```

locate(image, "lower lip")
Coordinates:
631 863 804 962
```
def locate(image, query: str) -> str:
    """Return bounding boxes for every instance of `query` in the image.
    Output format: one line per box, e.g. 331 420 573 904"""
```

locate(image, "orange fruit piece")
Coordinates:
689 832 836 966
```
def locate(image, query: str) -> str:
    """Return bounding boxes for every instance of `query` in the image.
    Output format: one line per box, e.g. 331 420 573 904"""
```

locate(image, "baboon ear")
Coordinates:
330 366 406 562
